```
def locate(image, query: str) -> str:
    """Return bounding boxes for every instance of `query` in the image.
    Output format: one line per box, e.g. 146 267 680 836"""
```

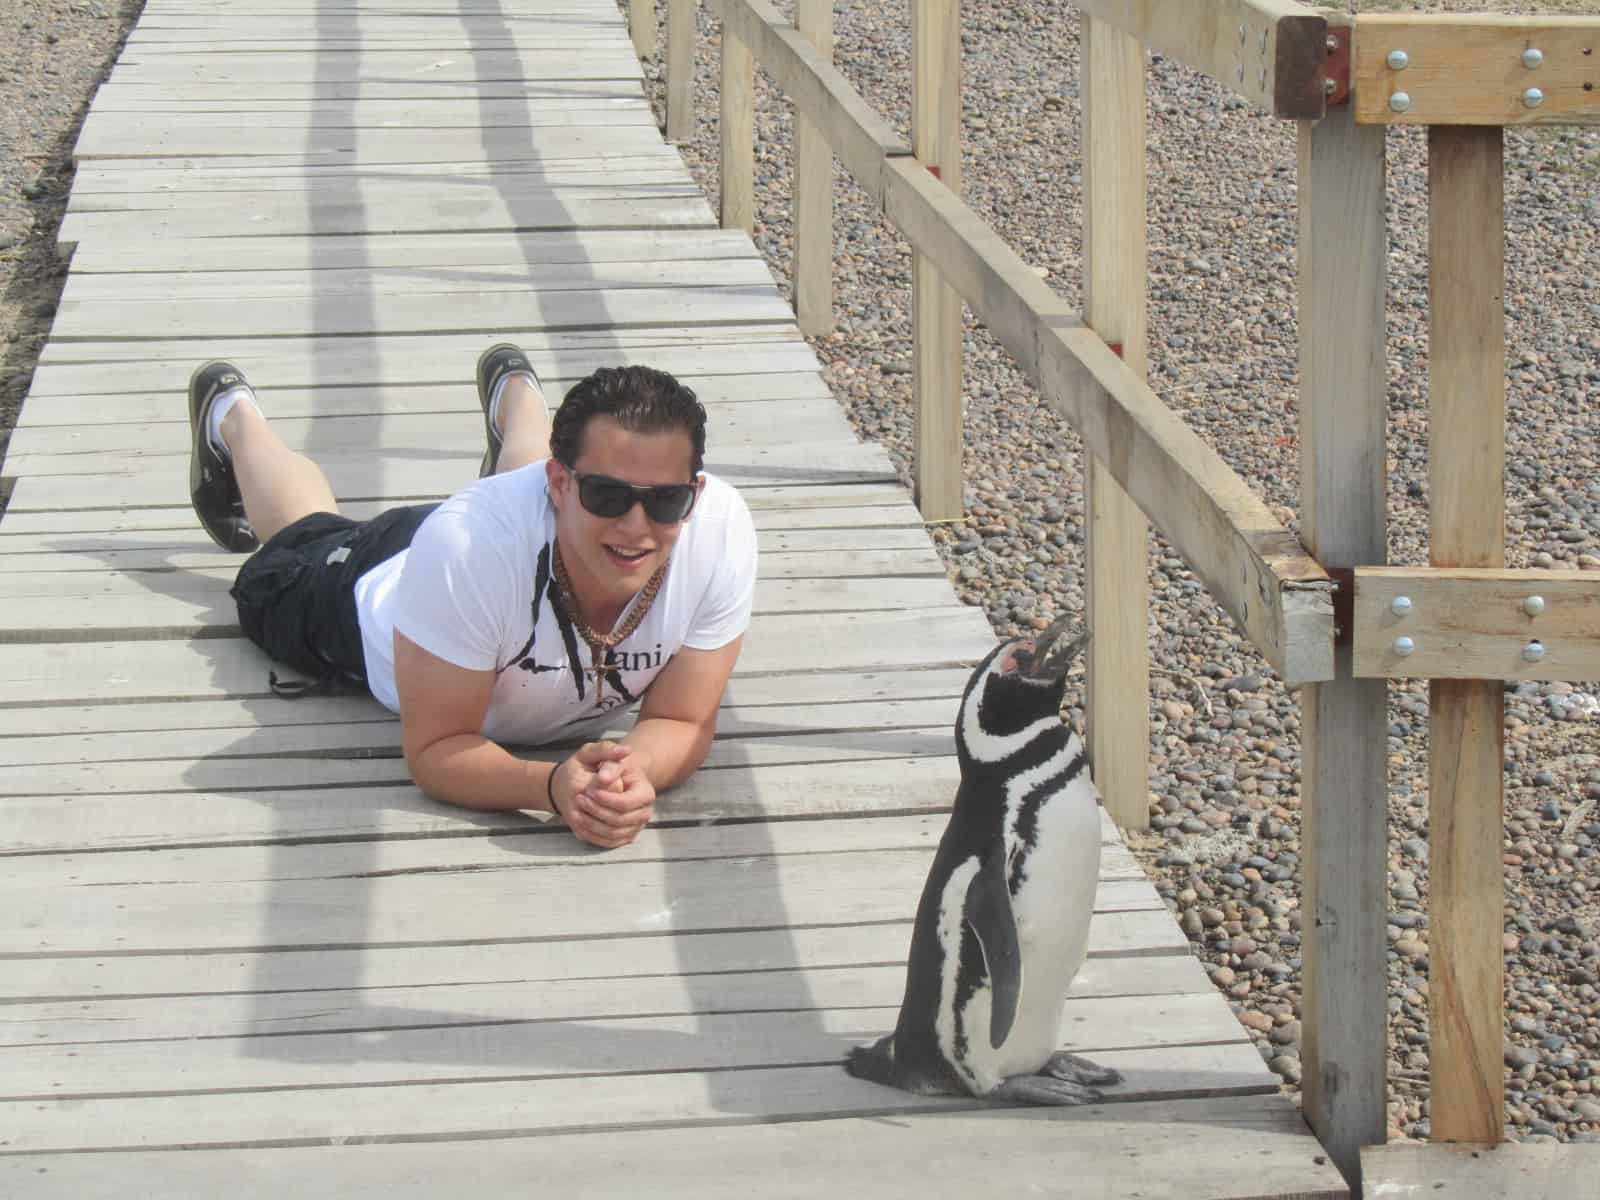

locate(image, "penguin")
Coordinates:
845 615 1122 1105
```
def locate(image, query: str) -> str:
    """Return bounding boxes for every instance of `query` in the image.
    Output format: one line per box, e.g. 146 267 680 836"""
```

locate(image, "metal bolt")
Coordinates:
1237 63 1246 85
1393 636 1416 657
1390 91 1413 114
1523 87 1545 108
1327 35 1340 54
1387 49 1410 71
1260 29 1269 53
1522 47 1544 70
1239 24 1247 46
1324 78 1338 97
1522 640 1546 664
1391 595 1414 617
1523 595 1546 617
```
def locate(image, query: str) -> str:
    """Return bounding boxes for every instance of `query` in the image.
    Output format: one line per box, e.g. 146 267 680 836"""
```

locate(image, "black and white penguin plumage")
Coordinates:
846 616 1122 1105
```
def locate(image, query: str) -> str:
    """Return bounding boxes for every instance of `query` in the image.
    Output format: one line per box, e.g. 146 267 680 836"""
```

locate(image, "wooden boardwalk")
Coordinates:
0 2 1346 1195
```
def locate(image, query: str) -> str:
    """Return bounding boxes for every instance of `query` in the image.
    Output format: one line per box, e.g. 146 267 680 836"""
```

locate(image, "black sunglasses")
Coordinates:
566 468 700 523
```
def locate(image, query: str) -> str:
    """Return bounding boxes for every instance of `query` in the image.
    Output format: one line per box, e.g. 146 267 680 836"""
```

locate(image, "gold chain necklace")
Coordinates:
551 540 667 706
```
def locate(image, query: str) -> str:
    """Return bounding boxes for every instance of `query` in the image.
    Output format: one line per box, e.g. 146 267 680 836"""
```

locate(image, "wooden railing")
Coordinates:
626 0 1600 1190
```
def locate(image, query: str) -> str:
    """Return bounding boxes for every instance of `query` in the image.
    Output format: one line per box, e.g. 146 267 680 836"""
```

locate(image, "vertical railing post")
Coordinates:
1080 14 1149 831
792 0 834 336
666 0 696 144
910 0 962 522
1427 123 1507 1147
630 0 657 59
718 1 754 234
1297 84 1390 1189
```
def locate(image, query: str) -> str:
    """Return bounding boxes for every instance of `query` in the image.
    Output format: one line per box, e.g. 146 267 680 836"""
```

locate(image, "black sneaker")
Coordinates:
475 342 541 478
187 360 259 552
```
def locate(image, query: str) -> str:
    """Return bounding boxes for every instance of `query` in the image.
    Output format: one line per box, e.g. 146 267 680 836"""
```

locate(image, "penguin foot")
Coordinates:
987 1073 1104 1106
1038 1050 1124 1088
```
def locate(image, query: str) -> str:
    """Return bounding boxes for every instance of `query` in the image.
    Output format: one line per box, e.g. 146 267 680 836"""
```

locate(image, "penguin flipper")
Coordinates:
962 847 1022 1050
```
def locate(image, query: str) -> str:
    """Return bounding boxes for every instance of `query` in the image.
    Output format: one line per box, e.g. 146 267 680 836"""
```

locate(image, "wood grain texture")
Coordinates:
666 0 696 142
0 1095 1347 1200
1427 123 1507 1146
1082 14 1151 832
1352 15 1600 127
1070 0 1331 117
1353 567 1600 681
719 3 755 234
792 0 834 335
911 0 963 523
1296 101 1390 1192
1363 1142 1600 1198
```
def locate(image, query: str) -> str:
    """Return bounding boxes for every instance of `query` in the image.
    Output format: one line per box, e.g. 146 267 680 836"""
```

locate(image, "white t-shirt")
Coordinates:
352 465 757 745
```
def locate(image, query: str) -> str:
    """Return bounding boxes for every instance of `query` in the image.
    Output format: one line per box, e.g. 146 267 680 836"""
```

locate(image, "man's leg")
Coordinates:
493 374 553 474
221 398 340 544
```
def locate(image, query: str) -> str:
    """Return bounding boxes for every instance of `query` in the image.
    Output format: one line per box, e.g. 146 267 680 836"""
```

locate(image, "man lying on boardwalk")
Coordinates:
185 348 757 849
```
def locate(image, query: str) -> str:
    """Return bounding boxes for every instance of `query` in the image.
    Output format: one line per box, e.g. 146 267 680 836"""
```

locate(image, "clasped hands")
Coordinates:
549 739 655 849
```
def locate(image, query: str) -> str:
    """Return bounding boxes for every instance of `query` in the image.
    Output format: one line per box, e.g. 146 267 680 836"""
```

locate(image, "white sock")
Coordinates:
206 385 258 461
487 370 537 438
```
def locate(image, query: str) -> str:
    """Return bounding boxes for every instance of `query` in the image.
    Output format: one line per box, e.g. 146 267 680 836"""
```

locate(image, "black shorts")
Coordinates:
231 504 439 687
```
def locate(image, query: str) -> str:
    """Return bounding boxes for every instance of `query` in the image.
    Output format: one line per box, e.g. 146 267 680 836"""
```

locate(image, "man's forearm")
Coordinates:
622 717 715 792
409 732 557 814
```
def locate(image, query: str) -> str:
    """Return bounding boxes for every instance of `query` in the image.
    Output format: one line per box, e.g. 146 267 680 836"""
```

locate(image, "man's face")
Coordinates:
546 415 703 609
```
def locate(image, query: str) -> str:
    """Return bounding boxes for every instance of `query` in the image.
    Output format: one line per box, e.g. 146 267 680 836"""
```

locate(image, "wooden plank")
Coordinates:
0 526 929 574
1082 13 1150 832
910 0 963 523
102 48 643 83
1363 1142 1600 1198
66 155 683 193
0 950 1186 1046
87 79 645 103
629 0 656 57
54 226 749 272
0 665 970 739
0 853 1161 952
25 337 823 398
59 190 715 244
0 726 962 797
4 400 855 466
1352 15 1600 127
1070 0 1331 118
0 610 994 705
0 576 959 644
1427 123 1507 1147
666 0 696 142
0 1094 1347 1200
792 0 834 336
1296 98 1390 1193
1354 567 1600 682
0 1041 1277 1156
719 0 755 234
719 0 910 206
0 489 913 534
881 156 1334 684
1 439 896 510
0 992 1231 1100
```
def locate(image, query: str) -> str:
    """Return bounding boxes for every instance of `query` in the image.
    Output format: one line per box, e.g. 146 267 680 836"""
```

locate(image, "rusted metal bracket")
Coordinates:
1323 21 1352 108
1327 565 1355 647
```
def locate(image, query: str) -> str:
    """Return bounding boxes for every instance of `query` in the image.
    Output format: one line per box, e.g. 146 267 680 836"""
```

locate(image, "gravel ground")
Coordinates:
634 0 1600 1145
0 0 142 516
0 0 1594 1150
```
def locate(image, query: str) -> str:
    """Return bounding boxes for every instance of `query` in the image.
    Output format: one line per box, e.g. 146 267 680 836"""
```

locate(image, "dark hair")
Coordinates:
549 366 706 475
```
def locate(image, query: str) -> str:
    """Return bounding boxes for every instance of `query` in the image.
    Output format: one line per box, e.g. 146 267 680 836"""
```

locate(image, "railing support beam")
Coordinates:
1297 93 1390 1191
1081 14 1150 831
911 0 963 522
666 0 696 143
793 0 834 336
630 0 657 58
719 2 755 234
1427 123 1507 1147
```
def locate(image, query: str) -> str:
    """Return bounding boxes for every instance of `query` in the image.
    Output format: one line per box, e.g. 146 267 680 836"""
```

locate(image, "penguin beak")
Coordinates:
1023 616 1090 680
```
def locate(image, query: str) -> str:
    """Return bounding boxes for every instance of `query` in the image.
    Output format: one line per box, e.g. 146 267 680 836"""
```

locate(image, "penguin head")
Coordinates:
957 616 1089 755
